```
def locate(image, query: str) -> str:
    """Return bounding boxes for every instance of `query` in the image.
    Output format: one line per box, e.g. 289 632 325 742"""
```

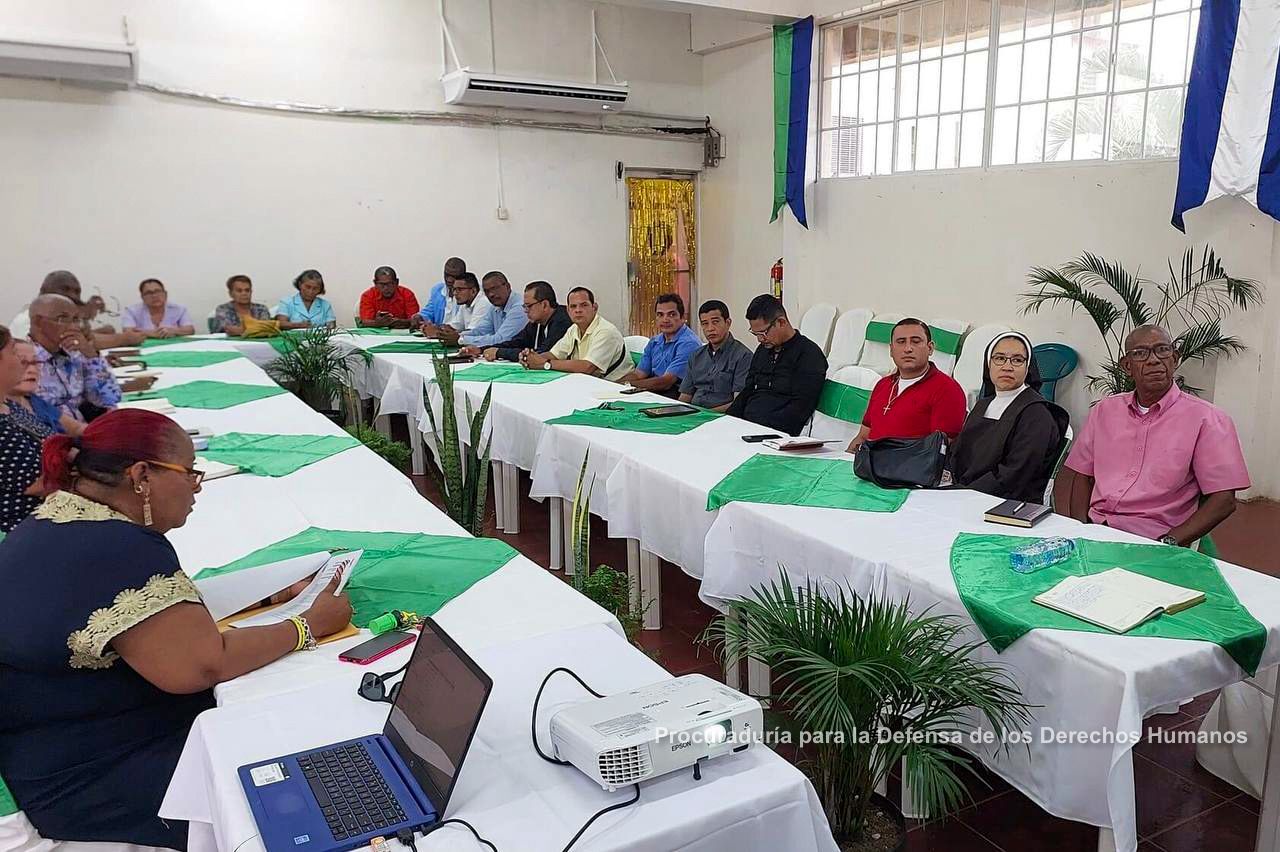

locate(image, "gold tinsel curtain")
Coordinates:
627 177 696 337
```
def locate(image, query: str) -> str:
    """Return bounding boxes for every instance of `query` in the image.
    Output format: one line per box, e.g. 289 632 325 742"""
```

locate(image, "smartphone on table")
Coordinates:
338 631 415 665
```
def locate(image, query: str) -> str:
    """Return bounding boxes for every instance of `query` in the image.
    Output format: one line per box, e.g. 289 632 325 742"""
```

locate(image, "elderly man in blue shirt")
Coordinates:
437 270 527 349
622 293 702 397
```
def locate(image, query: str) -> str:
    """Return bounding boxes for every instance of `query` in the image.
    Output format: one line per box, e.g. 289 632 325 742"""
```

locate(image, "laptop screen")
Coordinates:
382 619 492 815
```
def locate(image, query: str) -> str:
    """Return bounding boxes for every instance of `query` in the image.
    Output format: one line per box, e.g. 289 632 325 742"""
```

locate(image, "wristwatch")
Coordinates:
542 359 552 371
1159 534 1179 546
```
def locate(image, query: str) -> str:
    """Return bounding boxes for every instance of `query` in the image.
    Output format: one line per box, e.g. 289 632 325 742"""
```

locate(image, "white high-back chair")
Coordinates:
857 311 904 375
798 303 839 354
809 365 880 443
928 317 970 375
825 308 875 376
624 334 649 367
952 323 1012 407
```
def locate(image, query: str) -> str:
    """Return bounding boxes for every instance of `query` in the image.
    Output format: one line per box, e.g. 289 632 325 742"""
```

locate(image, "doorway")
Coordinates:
625 174 697 337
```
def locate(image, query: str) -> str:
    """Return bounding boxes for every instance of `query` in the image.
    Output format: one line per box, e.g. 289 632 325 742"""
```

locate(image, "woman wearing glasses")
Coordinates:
948 331 1069 503
0 409 351 849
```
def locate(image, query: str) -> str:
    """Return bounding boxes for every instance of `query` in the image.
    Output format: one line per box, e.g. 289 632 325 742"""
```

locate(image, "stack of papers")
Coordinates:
763 436 829 452
1033 567 1205 633
194 549 362 623
194 457 241 481
119 397 176 414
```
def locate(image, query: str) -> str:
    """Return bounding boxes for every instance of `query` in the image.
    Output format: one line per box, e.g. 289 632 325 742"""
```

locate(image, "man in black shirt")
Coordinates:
465 280 572 363
727 294 827 436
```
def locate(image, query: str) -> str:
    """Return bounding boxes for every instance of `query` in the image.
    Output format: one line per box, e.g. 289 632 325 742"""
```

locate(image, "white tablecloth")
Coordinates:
160 624 838 852
700 486 1280 852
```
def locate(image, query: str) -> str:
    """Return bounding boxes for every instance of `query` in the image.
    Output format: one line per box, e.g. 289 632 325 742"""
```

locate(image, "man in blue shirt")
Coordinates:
623 293 701 397
441 271 528 348
416 256 466 328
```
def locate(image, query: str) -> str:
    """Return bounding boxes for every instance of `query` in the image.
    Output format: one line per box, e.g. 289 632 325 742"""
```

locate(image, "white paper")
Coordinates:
195 457 241 481
230 550 363 628
119 398 176 414
193 551 331 621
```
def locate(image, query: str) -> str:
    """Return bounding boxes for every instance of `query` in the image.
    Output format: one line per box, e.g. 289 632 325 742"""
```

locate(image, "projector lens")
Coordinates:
703 721 730 745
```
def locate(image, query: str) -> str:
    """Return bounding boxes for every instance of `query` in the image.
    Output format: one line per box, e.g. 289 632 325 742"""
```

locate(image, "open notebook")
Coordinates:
1033 567 1205 634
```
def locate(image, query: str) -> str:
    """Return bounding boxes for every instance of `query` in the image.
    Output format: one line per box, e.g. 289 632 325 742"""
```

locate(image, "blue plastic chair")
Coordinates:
1033 343 1078 403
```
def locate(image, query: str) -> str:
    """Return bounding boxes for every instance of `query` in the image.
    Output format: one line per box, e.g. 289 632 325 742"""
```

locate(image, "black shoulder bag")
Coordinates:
853 431 949 489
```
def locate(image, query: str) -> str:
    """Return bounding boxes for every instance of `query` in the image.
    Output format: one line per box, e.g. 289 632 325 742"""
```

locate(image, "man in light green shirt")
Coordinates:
522 286 630 382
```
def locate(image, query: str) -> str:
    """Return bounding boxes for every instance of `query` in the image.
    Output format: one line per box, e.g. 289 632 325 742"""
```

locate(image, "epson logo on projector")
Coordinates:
671 741 693 752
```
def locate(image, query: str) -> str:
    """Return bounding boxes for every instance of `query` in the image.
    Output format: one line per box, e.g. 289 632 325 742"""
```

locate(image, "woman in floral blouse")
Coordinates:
212 273 271 336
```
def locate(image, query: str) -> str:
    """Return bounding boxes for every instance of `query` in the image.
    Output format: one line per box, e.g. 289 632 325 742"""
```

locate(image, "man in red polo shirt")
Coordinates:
358 265 420 328
846 317 967 453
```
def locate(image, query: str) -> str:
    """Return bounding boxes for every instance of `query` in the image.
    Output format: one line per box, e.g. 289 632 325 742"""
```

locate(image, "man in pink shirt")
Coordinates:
1055 325 1250 546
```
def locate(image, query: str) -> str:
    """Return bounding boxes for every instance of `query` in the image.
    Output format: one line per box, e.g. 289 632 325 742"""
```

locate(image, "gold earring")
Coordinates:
134 482 153 527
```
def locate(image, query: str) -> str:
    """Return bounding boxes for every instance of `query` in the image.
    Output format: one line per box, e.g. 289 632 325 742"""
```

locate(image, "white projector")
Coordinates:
549 674 763 791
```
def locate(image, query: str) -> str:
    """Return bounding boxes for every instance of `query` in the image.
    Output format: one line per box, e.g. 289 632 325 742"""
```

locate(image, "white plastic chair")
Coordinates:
928 317 970 376
798 303 839 354
952 323 1012 407
623 335 649 368
809 365 880 443
825 308 875 376
856 311 904 375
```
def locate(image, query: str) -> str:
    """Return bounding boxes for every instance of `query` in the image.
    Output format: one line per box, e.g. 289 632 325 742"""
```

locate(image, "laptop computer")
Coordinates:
237 618 493 852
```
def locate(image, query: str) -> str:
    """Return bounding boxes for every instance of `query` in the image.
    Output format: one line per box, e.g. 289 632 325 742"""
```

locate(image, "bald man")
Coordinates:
1055 324 1250 547
28 294 123 423
11 270 145 349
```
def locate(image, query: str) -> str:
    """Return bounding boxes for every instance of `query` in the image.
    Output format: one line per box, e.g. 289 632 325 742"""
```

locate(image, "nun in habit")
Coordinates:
947 331 1070 503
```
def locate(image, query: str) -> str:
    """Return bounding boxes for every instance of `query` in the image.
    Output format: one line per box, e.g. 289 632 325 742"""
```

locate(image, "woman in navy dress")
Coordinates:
0 409 351 848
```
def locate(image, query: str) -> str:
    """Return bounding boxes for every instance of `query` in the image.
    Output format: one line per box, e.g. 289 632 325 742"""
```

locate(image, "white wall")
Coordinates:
701 36 1280 498
0 0 705 329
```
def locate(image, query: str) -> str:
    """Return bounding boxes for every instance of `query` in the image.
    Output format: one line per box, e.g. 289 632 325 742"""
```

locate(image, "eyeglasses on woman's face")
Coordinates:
989 354 1028 367
146 460 206 487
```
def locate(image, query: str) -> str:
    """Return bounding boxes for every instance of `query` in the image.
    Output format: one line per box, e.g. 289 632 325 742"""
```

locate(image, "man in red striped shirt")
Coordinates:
846 317 967 453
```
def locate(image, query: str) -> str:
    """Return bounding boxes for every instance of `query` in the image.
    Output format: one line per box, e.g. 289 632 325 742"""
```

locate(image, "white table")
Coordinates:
160 624 838 852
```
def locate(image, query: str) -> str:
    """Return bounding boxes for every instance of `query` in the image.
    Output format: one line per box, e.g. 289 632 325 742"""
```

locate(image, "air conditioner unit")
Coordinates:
442 68 628 114
0 38 136 89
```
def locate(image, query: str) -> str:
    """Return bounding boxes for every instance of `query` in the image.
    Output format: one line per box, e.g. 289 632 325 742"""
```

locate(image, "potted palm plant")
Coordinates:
1021 248 1261 397
266 327 371 425
422 355 492 536
704 575 1031 852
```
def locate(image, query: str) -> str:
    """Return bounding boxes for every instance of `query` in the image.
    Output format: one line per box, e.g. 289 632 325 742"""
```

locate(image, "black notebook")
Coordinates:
984 499 1053 528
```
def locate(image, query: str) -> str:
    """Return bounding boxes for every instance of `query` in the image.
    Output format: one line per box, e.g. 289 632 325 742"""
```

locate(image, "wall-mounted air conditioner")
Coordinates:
0 38 136 89
442 69 628 114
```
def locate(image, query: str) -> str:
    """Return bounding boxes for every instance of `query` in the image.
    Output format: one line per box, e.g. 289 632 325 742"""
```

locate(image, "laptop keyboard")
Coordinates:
297 743 407 841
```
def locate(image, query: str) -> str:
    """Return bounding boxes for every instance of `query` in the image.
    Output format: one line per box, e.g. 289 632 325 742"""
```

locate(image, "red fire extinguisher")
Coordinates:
770 258 783 300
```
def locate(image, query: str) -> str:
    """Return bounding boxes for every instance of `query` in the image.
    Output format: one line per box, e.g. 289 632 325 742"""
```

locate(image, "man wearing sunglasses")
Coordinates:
27 294 123 425
726 294 827 436
1056 324 1250 546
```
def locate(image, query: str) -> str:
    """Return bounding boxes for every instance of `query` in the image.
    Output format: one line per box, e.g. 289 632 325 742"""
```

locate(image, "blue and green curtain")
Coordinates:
771 15 815 228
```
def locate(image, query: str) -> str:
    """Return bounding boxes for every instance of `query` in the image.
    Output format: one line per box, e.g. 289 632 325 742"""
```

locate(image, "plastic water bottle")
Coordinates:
1009 537 1075 574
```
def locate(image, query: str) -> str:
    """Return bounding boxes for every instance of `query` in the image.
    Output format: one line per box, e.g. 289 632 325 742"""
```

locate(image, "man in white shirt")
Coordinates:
438 271 490 338
522 287 630 381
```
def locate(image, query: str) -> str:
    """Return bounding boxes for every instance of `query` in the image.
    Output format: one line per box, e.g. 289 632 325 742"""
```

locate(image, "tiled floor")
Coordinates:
412 467 1275 851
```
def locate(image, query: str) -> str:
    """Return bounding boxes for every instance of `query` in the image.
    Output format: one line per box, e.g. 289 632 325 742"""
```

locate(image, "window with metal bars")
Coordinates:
818 0 1201 178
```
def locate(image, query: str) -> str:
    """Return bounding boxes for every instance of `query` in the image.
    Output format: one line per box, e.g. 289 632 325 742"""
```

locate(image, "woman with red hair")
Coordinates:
0 409 351 849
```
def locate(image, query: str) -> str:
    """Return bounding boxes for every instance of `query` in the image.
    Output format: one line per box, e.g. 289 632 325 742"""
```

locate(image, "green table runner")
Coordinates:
816 381 871 423
201 433 361 476
196 527 517 627
950 533 1265 675
630 351 643 366
126 380 287 409
0 773 15 817
133 350 245 368
368 340 458 355
454 362 566 385
342 327 405 336
546 401 721 435
139 335 223 349
707 454 909 513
